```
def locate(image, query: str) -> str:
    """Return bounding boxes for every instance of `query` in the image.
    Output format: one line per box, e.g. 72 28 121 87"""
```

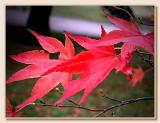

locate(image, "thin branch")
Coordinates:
135 50 154 67
112 6 133 19
32 96 153 116
66 99 80 106
32 103 103 112
101 95 122 103
144 67 153 75
137 17 154 27
98 89 122 103
112 6 154 26
95 97 153 117
136 50 151 55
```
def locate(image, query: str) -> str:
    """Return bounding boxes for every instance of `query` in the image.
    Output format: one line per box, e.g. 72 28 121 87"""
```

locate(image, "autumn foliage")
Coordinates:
6 14 154 113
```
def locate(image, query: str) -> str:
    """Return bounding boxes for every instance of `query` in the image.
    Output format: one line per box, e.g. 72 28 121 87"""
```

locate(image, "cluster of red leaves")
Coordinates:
6 15 154 112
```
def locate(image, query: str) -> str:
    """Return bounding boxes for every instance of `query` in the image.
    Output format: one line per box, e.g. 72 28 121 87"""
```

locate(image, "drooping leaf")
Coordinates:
78 58 118 104
131 67 144 87
15 72 70 111
66 15 154 55
96 31 153 55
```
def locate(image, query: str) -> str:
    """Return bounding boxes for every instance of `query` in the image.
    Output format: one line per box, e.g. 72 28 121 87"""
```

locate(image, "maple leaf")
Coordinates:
54 57 119 105
65 15 154 56
7 30 75 111
64 26 133 76
54 55 135 106
7 14 153 111
42 26 117 76
107 15 154 57
7 51 62 83
52 24 149 105
47 27 132 105
130 66 144 87
64 26 115 56
43 50 114 75
98 15 154 55
16 72 70 111
106 14 142 35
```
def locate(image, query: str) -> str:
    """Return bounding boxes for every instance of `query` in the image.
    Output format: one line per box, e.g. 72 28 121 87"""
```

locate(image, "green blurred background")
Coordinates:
6 6 154 117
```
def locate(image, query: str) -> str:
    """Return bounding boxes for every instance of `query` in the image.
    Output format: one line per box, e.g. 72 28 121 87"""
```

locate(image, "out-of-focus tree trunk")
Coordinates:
24 6 52 45
27 6 52 35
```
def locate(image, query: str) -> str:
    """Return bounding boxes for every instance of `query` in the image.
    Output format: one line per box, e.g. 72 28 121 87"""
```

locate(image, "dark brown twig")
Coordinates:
136 50 151 55
137 17 154 26
95 97 153 117
32 96 153 116
135 50 154 67
112 6 133 19
102 95 122 103
112 6 154 26
98 89 122 103
32 103 103 112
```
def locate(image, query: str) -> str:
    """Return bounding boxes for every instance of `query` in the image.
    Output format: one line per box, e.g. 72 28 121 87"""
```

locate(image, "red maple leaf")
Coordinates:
53 54 133 105
47 21 151 105
106 15 154 58
131 66 144 87
64 15 154 56
6 15 153 111
43 26 135 105
54 57 120 105
7 30 75 111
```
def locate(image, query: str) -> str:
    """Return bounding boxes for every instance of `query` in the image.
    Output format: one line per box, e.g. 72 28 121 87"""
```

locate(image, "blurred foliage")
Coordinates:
53 6 108 23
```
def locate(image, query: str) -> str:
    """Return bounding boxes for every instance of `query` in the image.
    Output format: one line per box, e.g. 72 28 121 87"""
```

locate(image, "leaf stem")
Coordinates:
112 6 154 26
101 95 122 103
112 6 133 19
